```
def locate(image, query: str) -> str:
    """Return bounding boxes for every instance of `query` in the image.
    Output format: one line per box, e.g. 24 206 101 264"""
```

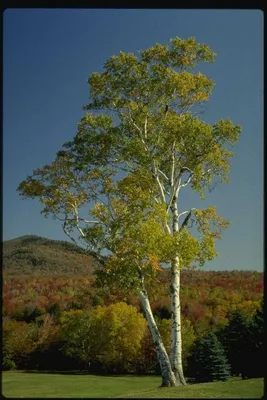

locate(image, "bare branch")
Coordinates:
167 175 181 214
65 207 110 262
158 169 169 181
178 208 197 221
176 167 194 188
70 204 89 240
62 219 107 266
151 161 166 203
127 109 142 133
55 216 68 222
178 210 190 220
78 218 105 225
165 221 171 235
127 111 149 153
62 219 80 246
77 224 86 238
181 166 193 174
156 175 166 203
170 141 176 186
180 173 193 188
179 208 197 232
203 168 212 176
132 120 143 136
144 115 148 139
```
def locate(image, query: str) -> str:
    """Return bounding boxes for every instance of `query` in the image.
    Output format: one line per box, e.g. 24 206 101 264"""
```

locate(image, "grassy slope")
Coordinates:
2 372 264 398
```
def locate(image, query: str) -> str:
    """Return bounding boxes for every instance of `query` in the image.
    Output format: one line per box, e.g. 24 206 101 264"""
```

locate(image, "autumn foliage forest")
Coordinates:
3 235 264 379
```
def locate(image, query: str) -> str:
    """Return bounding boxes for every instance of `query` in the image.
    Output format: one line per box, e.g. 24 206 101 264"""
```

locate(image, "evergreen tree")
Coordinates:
217 304 264 379
250 298 264 377
220 310 252 379
187 332 230 382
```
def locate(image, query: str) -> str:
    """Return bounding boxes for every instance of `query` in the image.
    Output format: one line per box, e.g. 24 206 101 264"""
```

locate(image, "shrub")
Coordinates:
60 302 147 373
3 318 38 369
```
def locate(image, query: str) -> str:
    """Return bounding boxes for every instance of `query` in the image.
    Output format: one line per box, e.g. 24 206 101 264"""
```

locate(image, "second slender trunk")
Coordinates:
139 289 177 387
170 259 186 385
170 194 186 385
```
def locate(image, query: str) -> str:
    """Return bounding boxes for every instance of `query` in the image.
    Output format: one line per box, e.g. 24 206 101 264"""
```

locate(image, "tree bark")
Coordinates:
170 195 186 385
139 289 177 387
170 260 186 385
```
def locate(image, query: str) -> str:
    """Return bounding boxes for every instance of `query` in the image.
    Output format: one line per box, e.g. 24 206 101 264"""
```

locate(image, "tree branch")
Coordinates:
179 167 194 188
137 265 147 293
156 175 166 203
181 166 193 174
167 165 194 213
144 115 148 139
180 174 193 188
166 176 181 214
78 217 105 225
178 211 190 220
178 208 197 220
63 215 107 266
170 141 176 187
179 208 196 232
62 219 81 246
158 169 169 181
152 161 166 203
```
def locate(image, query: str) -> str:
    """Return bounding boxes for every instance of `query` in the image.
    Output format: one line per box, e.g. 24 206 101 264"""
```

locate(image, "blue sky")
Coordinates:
3 9 263 271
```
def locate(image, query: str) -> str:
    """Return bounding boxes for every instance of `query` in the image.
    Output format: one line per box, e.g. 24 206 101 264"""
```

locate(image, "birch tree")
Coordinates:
17 37 241 386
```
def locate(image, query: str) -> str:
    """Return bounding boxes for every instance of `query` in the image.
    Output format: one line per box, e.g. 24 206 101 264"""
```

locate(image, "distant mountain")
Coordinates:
3 235 95 276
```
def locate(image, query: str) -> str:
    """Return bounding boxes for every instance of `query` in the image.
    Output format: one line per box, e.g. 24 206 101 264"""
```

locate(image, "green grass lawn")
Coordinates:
2 371 264 398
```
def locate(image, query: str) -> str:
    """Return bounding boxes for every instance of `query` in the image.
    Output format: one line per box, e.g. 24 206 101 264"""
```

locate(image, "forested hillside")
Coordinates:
3 235 94 275
3 236 263 378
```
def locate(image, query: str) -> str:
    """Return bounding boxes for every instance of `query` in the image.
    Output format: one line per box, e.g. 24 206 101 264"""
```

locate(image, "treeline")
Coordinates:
3 269 263 380
3 270 263 335
3 299 264 381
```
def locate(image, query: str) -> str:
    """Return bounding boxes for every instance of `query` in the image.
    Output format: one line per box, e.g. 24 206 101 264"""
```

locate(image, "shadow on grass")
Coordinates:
20 371 213 382
23 370 91 375
22 370 160 378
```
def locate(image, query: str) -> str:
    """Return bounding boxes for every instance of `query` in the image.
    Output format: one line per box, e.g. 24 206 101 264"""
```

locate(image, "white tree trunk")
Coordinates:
170 259 186 385
139 289 177 387
170 195 186 385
